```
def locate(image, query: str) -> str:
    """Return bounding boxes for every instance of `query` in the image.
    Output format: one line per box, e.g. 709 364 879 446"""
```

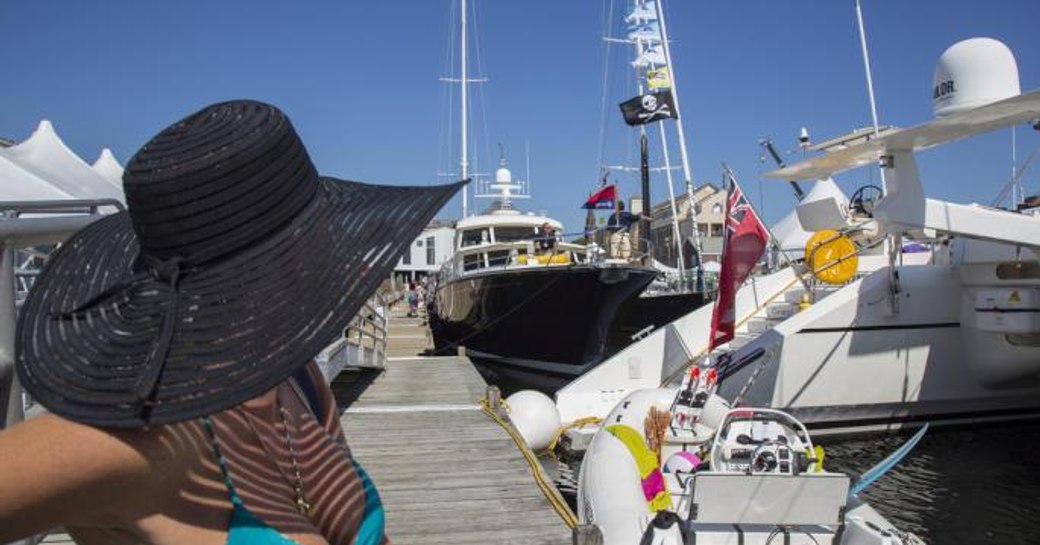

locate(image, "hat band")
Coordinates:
53 254 186 423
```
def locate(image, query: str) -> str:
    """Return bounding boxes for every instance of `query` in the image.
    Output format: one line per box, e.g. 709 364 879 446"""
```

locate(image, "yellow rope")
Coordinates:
478 396 579 529
545 416 603 454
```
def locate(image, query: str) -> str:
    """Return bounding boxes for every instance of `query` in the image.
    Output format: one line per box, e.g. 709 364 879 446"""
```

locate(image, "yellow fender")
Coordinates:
606 424 672 512
805 230 857 285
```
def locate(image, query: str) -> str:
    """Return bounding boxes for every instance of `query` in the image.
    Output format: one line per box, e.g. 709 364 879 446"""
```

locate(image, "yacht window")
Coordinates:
463 253 482 271
487 250 511 267
460 229 483 248
996 262 1040 279
494 226 537 243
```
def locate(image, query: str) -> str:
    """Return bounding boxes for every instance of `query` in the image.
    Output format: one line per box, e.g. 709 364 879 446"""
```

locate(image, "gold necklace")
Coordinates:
238 395 312 516
277 403 312 516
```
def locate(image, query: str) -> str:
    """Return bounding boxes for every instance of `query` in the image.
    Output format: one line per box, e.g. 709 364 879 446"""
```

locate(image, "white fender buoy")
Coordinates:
506 390 561 451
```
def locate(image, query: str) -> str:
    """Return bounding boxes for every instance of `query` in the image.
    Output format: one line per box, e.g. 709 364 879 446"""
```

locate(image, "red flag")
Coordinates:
582 184 617 209
708 173 769 350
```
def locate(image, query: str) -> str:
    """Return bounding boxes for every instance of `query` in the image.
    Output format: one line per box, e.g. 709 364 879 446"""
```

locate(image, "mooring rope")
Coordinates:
478 395 579 529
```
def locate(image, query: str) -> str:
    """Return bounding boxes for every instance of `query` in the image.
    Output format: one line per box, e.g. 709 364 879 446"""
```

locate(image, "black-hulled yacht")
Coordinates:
426 163 700 394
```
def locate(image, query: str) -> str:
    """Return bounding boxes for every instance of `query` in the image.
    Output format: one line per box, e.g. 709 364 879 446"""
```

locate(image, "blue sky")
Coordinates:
2 1 1038 232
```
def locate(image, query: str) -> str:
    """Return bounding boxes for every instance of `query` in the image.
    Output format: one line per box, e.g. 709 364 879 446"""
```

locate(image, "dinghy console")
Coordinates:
709 408 815 475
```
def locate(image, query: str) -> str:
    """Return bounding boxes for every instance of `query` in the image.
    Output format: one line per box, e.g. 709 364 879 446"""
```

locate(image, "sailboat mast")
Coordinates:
460 0 470 218
653 0 703 284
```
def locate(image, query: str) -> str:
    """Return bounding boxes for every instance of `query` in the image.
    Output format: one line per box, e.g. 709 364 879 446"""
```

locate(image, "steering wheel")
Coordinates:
749 439 794 475
752 449 778 473
849 184 884 218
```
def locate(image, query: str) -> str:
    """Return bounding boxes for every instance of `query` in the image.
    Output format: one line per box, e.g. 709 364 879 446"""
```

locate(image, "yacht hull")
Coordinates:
428 264 661 393
717 261 1040 435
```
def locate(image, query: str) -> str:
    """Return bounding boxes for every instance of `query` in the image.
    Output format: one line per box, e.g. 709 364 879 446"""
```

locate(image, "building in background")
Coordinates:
648 184 726 267
393 219 455 285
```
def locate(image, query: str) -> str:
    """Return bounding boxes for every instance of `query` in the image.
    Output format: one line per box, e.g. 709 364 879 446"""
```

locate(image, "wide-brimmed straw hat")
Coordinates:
16 100 462 428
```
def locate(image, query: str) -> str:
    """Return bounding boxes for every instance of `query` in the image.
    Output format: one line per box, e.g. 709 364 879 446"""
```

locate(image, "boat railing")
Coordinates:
634 236 653 264
0 200 123 430
314 291 388 382
437 239 604 284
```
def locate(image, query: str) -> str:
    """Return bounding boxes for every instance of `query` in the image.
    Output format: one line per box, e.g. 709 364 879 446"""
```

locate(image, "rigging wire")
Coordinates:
596 0 619 184
436 0 459 185
991 143 1040 208
470 0 493 190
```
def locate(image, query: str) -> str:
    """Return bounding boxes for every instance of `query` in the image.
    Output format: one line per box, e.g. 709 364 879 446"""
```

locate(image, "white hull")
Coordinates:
578 389 921 545
719 247 1040 432
557 245 1040 434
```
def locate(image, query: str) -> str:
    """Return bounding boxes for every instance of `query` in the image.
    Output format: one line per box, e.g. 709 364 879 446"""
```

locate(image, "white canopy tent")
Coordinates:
91 148 124 188
0 120 125 204
0 156 72 201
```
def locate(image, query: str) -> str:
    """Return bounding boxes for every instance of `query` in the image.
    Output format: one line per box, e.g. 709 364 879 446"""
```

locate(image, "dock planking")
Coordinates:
338 306 571 544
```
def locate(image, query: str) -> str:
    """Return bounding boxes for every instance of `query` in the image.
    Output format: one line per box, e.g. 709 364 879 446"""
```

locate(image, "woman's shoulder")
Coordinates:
0 413 205 537
3 413 171 477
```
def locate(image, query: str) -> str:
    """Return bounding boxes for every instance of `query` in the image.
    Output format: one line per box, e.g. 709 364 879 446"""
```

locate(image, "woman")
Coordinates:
0 100 461 544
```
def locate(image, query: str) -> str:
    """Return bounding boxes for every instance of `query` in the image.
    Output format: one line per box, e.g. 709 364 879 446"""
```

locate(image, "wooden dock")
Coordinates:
339 305 572 544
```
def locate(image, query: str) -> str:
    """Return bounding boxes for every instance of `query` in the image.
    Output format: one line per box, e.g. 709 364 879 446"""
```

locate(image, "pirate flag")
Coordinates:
619 91 678 126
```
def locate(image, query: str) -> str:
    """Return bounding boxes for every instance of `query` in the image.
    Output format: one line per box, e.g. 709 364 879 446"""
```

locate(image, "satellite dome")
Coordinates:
933 37 1020 117
495 165 513 183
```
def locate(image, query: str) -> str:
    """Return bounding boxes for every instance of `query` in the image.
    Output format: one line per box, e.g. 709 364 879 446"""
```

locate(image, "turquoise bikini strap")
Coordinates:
202 416 244 505
347 454 385 545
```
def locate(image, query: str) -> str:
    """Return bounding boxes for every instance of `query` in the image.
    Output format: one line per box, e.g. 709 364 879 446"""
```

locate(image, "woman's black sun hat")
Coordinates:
16 100 462 428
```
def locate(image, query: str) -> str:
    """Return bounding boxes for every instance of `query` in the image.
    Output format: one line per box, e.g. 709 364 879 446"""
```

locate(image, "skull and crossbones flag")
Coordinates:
619 91 678 126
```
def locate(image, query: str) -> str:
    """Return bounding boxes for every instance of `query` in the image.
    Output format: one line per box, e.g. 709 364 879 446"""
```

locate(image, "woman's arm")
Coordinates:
0 414 167 541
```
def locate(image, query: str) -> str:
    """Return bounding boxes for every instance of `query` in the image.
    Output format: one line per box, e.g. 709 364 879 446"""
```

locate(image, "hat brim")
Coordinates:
17 177 462 427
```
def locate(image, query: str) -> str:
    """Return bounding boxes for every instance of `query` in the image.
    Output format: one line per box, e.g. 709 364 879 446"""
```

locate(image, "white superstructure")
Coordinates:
555 37 1040 433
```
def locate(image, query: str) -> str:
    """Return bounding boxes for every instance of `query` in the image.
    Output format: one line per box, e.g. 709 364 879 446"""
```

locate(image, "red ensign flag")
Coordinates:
708 173 769 350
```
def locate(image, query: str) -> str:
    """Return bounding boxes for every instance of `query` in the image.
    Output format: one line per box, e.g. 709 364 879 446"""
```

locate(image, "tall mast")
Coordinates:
653 0 702 287
854 0 886 192
631 1 685 273
460 0 470 218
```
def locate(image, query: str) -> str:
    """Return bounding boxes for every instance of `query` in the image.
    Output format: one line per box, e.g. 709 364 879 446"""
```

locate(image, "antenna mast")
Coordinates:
460 0 470 218
855 0 886 191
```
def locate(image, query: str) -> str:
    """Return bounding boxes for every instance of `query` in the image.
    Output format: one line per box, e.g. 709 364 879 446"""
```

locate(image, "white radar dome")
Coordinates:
506 390 561 451
495 166 513 184
933 37 1020 117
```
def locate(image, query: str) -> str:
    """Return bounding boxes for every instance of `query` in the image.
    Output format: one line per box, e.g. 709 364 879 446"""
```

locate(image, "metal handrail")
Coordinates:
1 198 125 216
1 200 118 432
315 291 389 377
345 292 388 367
437 239 600 285
660 274 805 387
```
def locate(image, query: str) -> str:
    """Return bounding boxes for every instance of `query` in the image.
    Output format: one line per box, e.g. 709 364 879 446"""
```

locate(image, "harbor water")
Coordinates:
822 422 1040 545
